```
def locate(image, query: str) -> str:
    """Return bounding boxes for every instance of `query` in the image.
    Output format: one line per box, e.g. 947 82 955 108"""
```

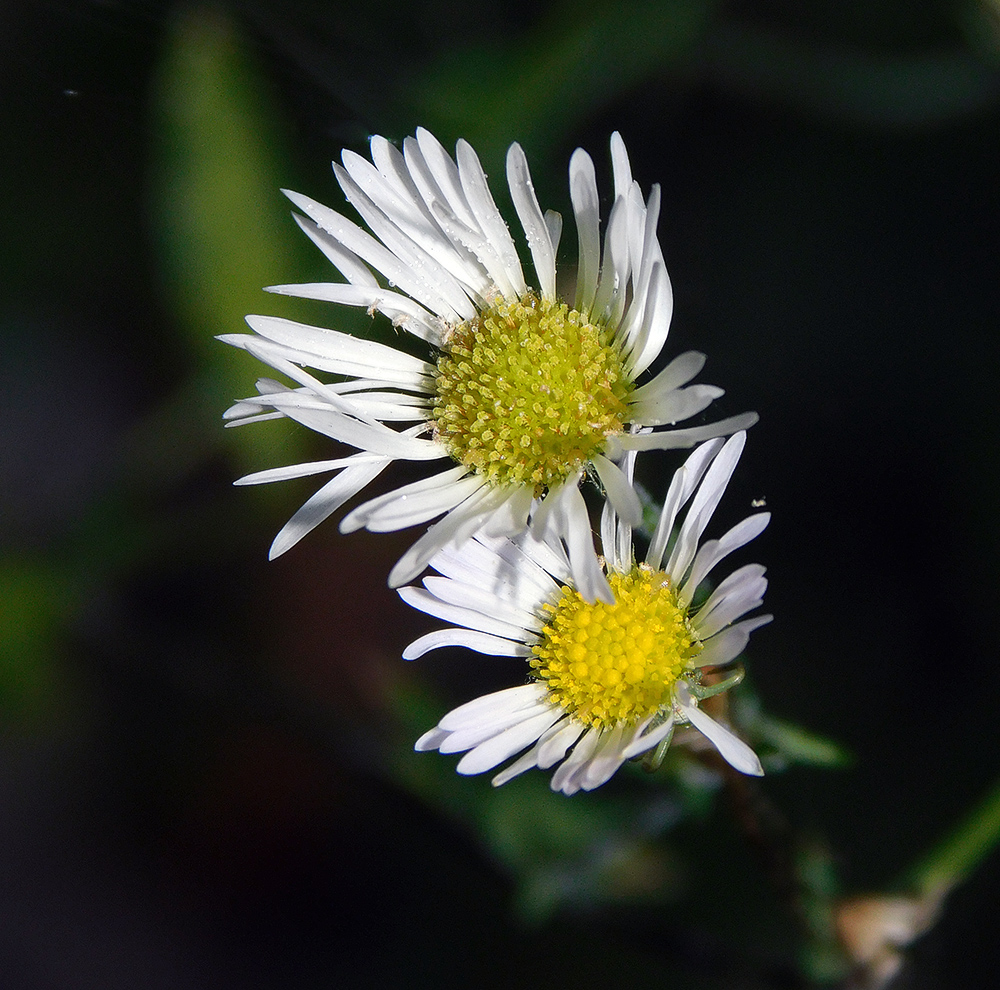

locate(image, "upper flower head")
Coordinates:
402 431 771 796
220 128 755 599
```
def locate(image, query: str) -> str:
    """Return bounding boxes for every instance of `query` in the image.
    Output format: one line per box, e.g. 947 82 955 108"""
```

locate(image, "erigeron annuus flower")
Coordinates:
403 431 770 796
220 128 755 601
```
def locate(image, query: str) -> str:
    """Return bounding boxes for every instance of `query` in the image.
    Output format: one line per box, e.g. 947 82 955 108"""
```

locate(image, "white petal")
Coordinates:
490 746 543 787
592 453 642 528
260 285 441 345
581 723 629 790
358 473 486 532
455 138 527 298
591 195 630 327
442 701 554 754
667 431 747 582
609 132 633 201
291 213 378 287
243 313 434 380
569 147 600 313
427 534 557 612
439 684 546 732
398 586 534 641
401 628 533 660
550 725 602 795
675 683 763 776
630 384 724 427
694 564 768 639
421 574 541 634
627 261 674 377
415 726 450 751
534 478 612 605
621 715 675 759
536 718 586 769
283 188 465 322
387 484 515 587
544 209 562 258
617 413 759 452
268 459 389 559
333 161 478 321
341 465 474 533
507 142 556 300
629 350 706 403
695 615 773 668
680 512 770 603
646 438 724 569
457 707 563 774
234 454 385 486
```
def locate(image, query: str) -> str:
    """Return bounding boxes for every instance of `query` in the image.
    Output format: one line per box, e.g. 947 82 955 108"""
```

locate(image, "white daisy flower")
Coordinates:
220 128 755 601
403 431 770 796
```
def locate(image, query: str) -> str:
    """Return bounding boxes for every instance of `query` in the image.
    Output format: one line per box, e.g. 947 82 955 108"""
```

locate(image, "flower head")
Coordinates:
221 129 755 600
403 432 770 795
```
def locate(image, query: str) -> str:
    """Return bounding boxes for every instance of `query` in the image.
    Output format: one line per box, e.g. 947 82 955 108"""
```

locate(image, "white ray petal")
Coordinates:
681 512 770 602
291 213 378 287
234 454 386 486
421 575 541 634
544 209 562 258
591 195 630 327
334 162 478 321
455 138 527 298
592 453 642 528
282 188 464 322
581 723 628 790
438 684 547 732
694 565 768 639
666 430 747 580
457 707 563 774
550 725 603 795
340 465 470 533
630 384 724 427
507 142 556 300
618 413 759 453
694 615 773 668
490 746 543 787
358 474 486 533
629 350 707 403
242 314 435 381
621 715 675 759
415 727 450 751
402 628 532 660
387 484 515 587
646 438 725 570
610 131 633 201
268 459 390 559
442 701 554 754
675 682 763 776
569 147 600 313
536 718 586 769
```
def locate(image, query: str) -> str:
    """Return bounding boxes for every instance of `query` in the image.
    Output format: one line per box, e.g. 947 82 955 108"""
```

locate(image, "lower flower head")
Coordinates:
402 432 771 796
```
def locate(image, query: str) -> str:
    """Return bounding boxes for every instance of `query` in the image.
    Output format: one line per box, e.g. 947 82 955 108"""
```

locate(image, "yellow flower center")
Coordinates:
530 567 702 730
432 293 632 493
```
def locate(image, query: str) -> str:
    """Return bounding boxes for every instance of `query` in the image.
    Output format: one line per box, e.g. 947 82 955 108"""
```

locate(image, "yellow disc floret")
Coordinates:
530 567 702 729
432 292 632 493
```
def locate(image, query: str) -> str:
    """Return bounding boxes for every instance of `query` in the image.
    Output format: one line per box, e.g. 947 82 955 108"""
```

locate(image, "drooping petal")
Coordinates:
675 682 763 776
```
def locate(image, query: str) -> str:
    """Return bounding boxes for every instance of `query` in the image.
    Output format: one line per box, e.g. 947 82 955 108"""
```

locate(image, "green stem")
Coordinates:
905 777 1000 898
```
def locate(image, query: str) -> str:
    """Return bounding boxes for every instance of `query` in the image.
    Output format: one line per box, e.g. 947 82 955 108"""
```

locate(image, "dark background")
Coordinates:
2 0 999 986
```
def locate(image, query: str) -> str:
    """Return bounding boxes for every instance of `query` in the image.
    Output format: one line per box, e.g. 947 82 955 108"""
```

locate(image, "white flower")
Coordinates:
403 432 770 796
221 128 755 600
